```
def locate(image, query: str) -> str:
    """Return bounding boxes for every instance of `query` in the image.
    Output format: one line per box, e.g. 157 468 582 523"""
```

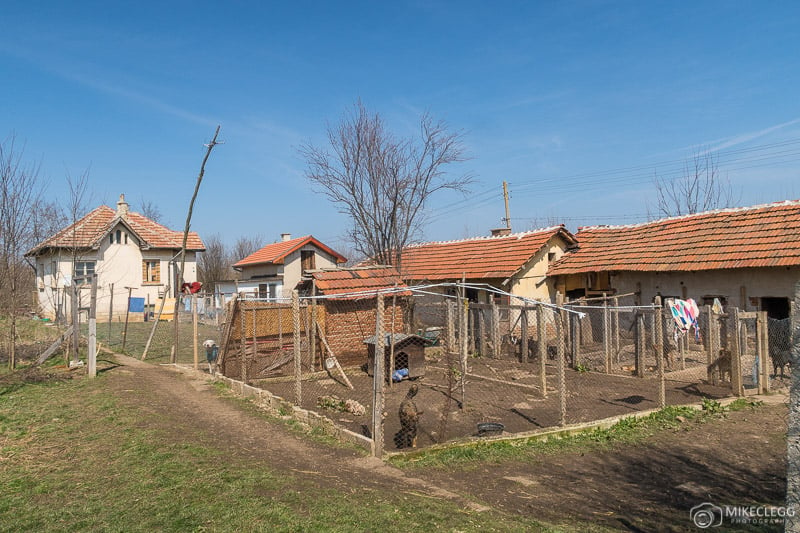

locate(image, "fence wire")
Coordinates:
211 287 792 455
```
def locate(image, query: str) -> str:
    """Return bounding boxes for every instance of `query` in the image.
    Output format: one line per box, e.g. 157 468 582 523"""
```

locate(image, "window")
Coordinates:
301 250 316 272
258 283 280 300
74 261 96 283
142 260 160 283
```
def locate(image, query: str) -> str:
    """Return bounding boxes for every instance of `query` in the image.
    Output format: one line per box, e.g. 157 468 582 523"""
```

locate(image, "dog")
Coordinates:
397 384 423 448
708 348 732 385
771 349 791 379
203 339 218 374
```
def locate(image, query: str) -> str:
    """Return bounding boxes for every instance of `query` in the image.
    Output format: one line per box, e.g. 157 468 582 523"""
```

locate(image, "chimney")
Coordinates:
281 233 292 242
116 194 130 218
490 227 511 237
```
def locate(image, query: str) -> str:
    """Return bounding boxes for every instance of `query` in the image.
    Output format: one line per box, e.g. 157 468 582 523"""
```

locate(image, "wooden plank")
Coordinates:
34 325 74 366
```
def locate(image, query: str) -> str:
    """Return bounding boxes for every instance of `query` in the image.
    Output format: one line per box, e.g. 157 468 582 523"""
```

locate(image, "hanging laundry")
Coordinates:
667 298 701 342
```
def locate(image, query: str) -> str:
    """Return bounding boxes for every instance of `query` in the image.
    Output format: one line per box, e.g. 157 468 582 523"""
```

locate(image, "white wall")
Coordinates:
610 267 800 311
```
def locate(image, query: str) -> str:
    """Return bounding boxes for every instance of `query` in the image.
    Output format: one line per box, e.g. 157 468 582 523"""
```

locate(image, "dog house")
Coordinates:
364 333 431 381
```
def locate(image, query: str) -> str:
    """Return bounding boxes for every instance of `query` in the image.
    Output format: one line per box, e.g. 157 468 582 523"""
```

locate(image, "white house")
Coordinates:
216 234 347 302
25 194 205 322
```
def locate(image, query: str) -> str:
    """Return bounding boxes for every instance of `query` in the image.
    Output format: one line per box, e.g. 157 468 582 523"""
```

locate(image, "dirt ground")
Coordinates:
257 356 750 451
95 354 787 531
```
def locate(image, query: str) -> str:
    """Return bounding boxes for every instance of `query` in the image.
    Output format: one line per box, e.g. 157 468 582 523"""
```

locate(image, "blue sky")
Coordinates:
3 1 799 257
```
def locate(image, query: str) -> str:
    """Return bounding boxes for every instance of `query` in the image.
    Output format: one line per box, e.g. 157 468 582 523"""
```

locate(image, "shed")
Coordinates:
364 333 432 381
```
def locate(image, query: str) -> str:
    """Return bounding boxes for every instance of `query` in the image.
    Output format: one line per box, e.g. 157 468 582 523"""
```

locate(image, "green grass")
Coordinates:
0 367 550 532
389 398 766 470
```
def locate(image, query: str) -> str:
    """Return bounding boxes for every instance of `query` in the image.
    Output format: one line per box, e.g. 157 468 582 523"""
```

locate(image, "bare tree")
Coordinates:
652 151 738 218
231 235 264 263
138 197 163 223
197 233 231 285
300 101 471 268
0 135 45 369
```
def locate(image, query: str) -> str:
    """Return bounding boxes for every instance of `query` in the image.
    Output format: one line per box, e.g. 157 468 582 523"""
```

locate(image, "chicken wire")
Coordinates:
212 287 791 455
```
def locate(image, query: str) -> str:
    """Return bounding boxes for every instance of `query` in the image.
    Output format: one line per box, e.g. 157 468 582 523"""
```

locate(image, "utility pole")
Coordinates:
502 180 511 230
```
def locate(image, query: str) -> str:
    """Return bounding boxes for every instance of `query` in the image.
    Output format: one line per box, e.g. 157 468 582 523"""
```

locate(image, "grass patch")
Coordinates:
0 368 548 531
389 398 766 470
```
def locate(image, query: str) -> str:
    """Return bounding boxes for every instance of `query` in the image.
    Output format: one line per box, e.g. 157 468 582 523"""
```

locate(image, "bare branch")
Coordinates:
300 101 471 270
651 150 739 218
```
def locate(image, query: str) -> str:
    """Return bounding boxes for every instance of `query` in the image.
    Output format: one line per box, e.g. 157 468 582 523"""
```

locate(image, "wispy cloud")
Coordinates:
699 117 800 155
1 42 218 127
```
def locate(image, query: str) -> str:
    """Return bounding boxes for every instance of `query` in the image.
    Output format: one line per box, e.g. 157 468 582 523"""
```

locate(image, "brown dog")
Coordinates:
398 384 423 448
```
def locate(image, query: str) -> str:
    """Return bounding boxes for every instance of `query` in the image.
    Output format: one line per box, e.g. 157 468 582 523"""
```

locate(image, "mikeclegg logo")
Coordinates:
690 503 723 529
690 502 795 528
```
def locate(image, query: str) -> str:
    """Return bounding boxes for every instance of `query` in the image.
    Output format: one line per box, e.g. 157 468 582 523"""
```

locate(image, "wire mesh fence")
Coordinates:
206 285 792 456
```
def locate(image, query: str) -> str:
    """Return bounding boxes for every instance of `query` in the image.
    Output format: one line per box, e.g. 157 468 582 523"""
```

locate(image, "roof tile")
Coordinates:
549 200 800 275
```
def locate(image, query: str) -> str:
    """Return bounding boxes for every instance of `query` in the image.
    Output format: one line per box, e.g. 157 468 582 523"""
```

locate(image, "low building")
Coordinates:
217 234 347 302
547 200 800 320
396 226 578 303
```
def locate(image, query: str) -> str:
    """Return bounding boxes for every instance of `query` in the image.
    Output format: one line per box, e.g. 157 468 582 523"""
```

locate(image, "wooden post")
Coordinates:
730 308 743 396
371 293 385 458
71 284 79 364
172 291 180 364
122 287 133 352
251 302 258 374
603 295 611 374
557 313 567 427
446 300 456 355
612 296 620 362
537 304 547 398
107 283 114 345
292 291 302 405
570 311 580 369
520 307 529 363
142 285 169 360
478 308 488 357
460 296 468 408
705 305 715 383
310 290 317 370
193 294 199 370
491 300 500 358
758 311 770 394
654 300 665 408
467 307 475 355
88 276 98 377
240 300 248 384
634 313 645 377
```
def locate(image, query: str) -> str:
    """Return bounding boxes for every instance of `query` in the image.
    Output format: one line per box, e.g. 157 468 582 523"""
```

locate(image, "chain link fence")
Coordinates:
206 285 791 456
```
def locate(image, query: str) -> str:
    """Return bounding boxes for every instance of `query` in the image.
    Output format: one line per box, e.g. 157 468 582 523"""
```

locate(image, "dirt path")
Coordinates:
104 355 486 510
104 354 788 531
420 398 788 532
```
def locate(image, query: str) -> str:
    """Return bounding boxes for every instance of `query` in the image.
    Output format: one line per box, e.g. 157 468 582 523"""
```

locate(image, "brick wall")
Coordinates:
323 298 407 367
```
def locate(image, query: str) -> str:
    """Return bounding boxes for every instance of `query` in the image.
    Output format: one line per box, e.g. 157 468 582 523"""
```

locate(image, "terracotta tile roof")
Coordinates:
26 205 205 255
548 200 800 275
310 267 409 299
398 226 576 281
234 235 346 268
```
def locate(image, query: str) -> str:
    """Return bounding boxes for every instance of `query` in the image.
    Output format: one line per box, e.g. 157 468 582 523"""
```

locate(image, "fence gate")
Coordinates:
733 310 769 394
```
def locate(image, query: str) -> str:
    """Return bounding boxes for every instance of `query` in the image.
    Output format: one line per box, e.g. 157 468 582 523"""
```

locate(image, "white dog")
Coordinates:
203 340 218 374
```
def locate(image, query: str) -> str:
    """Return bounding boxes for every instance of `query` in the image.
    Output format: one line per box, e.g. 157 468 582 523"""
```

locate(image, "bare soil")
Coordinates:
258 356 744 450
100 354 788 531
